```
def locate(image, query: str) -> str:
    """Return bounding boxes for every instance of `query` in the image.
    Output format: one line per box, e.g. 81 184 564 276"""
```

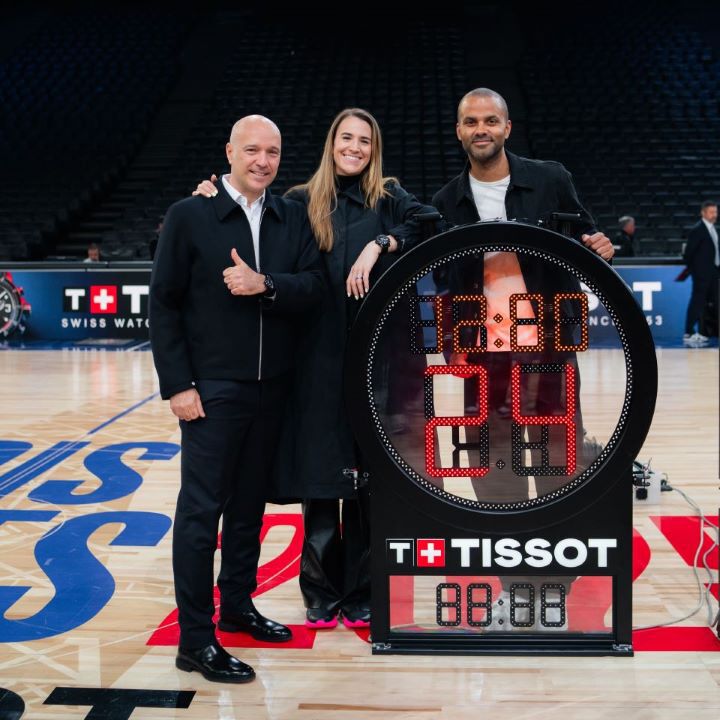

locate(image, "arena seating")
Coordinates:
1 4 717 260
0 7 192 260
517 4 720 255
103 14 468 260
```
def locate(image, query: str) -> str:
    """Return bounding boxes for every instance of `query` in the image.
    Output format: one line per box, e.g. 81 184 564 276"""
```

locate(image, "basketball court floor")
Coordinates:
0 345 718 719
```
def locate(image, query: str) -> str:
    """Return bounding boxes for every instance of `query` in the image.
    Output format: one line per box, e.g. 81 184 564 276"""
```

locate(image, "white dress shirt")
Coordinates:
222 174 264 270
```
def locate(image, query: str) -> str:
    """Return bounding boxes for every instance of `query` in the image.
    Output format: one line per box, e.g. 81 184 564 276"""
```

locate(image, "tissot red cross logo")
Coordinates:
416 538 446 567
90 286 118 314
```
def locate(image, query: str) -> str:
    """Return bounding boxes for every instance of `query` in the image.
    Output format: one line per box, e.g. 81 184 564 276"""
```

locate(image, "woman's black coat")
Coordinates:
271 180 435 500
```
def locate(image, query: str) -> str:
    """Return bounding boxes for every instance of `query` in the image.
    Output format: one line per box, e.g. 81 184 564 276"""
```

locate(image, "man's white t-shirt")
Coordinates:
468 174 537 350
469 174 509 222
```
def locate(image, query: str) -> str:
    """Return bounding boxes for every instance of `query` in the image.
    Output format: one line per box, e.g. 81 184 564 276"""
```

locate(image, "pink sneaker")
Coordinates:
304 608 338 629
341 606 370 629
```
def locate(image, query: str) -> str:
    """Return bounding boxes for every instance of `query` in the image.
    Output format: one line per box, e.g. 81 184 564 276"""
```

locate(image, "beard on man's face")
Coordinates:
462 135 504 163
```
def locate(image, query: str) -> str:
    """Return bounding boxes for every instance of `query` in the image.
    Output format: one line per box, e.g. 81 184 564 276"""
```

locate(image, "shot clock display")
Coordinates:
345 221 657 655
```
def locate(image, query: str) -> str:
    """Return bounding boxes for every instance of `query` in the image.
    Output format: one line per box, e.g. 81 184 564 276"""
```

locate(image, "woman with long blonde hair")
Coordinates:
284 108 436 629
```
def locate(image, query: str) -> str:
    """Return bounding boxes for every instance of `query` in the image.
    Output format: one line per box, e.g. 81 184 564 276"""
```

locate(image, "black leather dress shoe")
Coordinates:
175 642 255 683
218 606 292 642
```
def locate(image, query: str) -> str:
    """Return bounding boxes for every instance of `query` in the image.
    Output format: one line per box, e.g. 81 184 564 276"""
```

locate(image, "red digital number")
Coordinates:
424 365 490 478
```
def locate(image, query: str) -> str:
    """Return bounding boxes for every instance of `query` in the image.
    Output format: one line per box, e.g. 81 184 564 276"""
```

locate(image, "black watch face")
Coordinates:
376 235 391 251
0 278 23 338
366 243 632 511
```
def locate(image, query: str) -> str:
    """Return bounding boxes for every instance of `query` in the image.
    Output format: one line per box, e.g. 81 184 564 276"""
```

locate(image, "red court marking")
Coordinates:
353 628 371 643
632 527 653 581
650 515 719 570
567 529 651 631
649 514 718 607
633 627 720 652
149 618 314 648
252 513 304 596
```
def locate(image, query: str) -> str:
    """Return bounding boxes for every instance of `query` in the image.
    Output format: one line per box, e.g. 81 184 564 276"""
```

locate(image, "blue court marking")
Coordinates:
0 392 161 496
87 392 160 436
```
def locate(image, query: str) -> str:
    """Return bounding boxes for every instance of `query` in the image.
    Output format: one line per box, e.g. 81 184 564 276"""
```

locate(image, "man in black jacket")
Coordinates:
433 88 613 256
614 215 640 257
431 88 614 493
431 89 613 629
682 200 718 345
150 115 323 683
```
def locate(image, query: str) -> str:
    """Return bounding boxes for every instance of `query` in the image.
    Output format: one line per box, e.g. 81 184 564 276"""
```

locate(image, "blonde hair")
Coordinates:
289 108 396 252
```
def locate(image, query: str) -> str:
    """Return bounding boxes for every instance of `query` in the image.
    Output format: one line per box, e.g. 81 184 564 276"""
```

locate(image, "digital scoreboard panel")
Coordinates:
345 222 657 655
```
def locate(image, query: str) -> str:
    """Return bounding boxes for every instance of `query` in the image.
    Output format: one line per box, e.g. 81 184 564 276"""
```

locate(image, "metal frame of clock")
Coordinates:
345 221 657 656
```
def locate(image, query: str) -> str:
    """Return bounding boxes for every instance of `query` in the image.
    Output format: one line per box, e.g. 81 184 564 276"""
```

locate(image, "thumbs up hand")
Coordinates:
230 248 245 266
223 249 266 295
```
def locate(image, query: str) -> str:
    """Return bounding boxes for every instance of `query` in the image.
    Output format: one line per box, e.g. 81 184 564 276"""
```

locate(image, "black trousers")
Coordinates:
685 272 719 335
173 376 289 648
299 491 371 613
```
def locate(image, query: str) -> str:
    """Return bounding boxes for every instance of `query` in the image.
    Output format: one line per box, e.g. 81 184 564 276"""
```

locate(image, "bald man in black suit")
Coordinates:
150 115 323 683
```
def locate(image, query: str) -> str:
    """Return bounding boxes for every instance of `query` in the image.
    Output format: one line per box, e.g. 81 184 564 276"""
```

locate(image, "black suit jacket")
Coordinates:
150 183 323 399
431 151 597 298
683 221 718 282
614 230 638 257
432 151 595 236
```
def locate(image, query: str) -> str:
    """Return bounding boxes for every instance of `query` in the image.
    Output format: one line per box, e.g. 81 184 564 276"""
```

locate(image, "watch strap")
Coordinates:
262 273 276 298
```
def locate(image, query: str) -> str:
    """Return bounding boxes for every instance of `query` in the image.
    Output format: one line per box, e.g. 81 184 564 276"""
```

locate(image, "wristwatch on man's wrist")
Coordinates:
374 234 391 254
262 273 276 298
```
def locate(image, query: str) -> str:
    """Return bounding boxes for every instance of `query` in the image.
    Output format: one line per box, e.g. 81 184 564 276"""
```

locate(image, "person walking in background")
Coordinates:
682 200 719 346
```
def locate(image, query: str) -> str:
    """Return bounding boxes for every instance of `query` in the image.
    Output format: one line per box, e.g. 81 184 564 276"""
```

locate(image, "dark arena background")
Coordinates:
0 1 718 718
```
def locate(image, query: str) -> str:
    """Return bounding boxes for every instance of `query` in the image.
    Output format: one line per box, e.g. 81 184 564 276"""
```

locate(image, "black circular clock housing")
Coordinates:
345 221 657 655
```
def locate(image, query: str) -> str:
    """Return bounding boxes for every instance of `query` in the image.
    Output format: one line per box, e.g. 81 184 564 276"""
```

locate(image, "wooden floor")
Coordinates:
0 348 718 719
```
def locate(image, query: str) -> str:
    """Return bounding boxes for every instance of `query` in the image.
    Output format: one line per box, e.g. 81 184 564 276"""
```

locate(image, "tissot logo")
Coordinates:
387 537 618 570
90 285 117 314
63 285 149 315
416 538 445 567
